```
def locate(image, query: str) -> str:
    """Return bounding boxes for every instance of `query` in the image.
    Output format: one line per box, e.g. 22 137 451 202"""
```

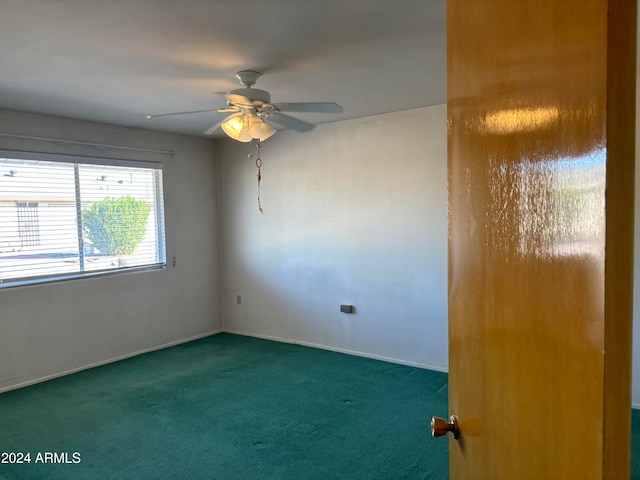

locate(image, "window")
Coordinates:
17 202 40 246
0 151 166 287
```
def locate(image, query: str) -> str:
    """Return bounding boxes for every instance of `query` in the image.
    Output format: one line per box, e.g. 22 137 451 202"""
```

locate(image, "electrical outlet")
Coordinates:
236 295 242 305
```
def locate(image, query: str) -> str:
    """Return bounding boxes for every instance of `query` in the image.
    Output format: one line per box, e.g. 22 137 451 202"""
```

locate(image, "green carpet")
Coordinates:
0 333 638 479
0 334 449 479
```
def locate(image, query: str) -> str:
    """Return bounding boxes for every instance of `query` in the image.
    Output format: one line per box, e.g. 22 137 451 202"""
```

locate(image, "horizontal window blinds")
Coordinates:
0 153 166 288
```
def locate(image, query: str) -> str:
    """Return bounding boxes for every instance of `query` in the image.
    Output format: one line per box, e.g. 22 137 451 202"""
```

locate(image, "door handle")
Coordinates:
431 415 460 439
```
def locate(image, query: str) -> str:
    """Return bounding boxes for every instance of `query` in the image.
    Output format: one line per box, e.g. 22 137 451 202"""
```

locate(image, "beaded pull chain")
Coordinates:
256 141 263 214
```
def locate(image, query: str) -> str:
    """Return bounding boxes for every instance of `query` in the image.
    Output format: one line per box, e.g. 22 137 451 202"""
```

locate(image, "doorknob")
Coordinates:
431 415 460 439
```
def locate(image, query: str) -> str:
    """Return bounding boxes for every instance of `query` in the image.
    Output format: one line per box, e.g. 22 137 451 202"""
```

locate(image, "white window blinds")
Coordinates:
0 151 166 287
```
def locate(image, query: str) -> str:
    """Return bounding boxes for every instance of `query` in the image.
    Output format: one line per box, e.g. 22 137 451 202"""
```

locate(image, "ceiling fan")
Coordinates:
146 70 343 142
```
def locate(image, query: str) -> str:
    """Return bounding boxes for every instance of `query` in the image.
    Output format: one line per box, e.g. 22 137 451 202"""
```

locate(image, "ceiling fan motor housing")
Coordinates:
236 70 261 87
227 88 271 106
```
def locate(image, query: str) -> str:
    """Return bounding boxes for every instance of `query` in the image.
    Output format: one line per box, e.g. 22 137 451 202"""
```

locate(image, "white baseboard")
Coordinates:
223 328 449 373
0 329 223 394
224 330 640 409
5 328 639 410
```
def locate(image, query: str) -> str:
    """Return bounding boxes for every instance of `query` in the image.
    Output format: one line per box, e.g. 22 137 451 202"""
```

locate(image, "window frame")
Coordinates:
0 149 167 289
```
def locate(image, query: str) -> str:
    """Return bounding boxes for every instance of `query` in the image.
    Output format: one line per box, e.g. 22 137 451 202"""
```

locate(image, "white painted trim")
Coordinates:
0 330 223 394
221 332 640 408
223 329 449 373
5 327 632 410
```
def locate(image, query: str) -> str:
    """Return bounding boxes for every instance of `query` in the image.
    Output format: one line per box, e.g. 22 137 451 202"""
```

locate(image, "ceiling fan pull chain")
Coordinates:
256 141 264 214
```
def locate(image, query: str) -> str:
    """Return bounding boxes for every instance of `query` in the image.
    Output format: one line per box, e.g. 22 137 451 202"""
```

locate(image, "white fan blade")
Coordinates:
203 113 239 135
273 102 343 113
146 108 223 119
266 113 314 132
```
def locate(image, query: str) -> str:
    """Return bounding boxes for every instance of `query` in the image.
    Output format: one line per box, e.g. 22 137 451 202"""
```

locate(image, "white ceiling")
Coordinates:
0 1 637 139
0 0 445 138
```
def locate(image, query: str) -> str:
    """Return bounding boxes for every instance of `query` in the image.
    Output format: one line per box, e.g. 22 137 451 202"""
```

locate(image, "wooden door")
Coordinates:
446 1 636 478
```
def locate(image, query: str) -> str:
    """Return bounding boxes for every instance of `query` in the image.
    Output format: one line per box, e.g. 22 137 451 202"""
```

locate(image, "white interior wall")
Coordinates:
0 110 222 392
1 89 638 406
218 105 449 370
218 100 640 407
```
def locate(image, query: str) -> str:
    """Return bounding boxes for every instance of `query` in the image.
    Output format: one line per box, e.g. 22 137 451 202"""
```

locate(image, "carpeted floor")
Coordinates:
0 334 449 479
0 333 638 479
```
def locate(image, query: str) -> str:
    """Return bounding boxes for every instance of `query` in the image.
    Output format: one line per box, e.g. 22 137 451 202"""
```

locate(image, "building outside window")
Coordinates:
16 202 40 246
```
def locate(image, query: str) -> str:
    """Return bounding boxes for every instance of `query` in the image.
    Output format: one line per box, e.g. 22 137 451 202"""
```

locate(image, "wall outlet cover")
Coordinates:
340 304 354 314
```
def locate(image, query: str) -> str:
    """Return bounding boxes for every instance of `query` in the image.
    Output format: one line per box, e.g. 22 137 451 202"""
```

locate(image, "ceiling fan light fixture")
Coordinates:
221 114 252 142
249 116 277 141
149 71 342 139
